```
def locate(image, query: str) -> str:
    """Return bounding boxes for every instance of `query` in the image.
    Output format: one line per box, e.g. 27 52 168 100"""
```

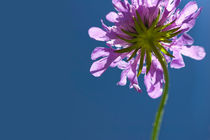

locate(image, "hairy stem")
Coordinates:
151 47 169 140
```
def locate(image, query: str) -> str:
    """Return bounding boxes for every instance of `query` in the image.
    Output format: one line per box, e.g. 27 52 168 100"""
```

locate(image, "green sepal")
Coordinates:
150 10 160 30
165 27 181 34
135 10 147 32
168 30 182 38
156 43 174 58
146 50 152 74
152 45 167 66
116 35 138 43
156 27 180 39
114 45 136 53
155 19 176 32
137 48 145 77
127 49 139 61
160 27 181 37
121 29 138 37
159 37 172 43
133 16 143 34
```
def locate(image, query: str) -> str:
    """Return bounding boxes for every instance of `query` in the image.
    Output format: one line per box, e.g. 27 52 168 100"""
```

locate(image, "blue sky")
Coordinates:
0 0 209 139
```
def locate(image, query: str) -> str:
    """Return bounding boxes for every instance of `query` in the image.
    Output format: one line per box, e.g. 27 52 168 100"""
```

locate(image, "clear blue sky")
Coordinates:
0 0 209 139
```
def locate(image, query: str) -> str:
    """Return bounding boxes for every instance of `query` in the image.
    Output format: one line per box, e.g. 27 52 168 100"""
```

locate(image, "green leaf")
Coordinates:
137 48 145 77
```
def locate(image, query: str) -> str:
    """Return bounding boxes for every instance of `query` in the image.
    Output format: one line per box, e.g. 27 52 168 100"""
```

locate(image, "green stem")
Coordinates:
151 47 169 140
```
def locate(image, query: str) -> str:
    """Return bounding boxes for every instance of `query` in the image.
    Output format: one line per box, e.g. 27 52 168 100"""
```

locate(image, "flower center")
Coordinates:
138 29 156 50
115 10 182 76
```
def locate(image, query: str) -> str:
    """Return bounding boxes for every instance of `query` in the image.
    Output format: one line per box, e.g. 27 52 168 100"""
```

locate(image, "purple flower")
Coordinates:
88 0 205 99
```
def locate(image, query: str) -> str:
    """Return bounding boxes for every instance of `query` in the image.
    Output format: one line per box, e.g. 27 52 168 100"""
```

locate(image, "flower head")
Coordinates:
89 0 205 98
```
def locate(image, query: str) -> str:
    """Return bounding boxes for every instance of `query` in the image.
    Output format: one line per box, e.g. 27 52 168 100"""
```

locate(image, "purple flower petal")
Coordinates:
166 0 180 11
112 0 127 12
91 47 111 60
90 49 121 77
170 50 185 69
117 56 142 93
89 0 204 98
131 0 139 8
177 33 194 46
145 0 160 7
181 46 206 60
117 68 129 86
90 57 109 77
106 12 119 23
144 59 164 99
117 60 130 69
148 82 163 99
176 1 198 25
88 27 109 41
132 84 142 93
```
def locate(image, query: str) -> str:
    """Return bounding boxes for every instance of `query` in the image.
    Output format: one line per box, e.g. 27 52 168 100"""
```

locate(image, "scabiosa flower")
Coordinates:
88 0 205 139
89 0 205 98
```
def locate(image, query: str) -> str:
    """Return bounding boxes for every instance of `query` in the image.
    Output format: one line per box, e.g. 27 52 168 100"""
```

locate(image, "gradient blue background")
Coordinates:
0 0 209 139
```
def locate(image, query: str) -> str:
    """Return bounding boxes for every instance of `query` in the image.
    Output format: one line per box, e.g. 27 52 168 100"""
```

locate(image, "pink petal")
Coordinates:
106 12 119 23
177 33 194 46
117 68 129 86
145 0 159 7
179 19 196 32
144 72 152 93
166 0 181 11
117 61 130 69
132 84 142 93
148 82 163 99
120 56 142 92
131 0 139 7
170 50 185 69
88 27 109 41
181 46 206 60
112 0 127 12
127 66 137 85
90 47 122 77
176 1 198 25
91 47 111 60
192 8 202 19
179 8 201 32
90 57 109 77
144 60 164 99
